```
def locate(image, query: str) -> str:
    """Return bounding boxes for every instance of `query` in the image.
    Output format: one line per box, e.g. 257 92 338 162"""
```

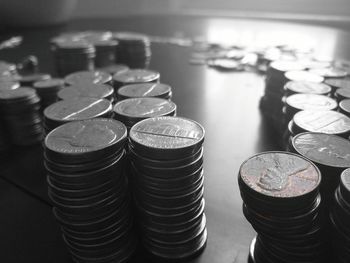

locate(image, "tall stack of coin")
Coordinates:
239 152 326 263
44 118 137 263
284 81 332 97
97 64 129 76
65 71 112 86
113 98 176 130
43 98 113 134
339 99 350 117
113 69 160 92
330 168 350 263
0 87 43 145
51 39 95 77
291 132 350 208
260 61 305 133
129 116 207 261
113 32 151 69
117 83 173 101
57 83 114 103
33 78 65 109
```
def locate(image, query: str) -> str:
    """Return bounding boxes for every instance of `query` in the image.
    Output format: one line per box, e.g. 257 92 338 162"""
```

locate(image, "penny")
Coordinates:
284 81 331 96
284 71 324 83
113 69 159 84
292 132 350 168
239 151 321 200
57 83 114 101
117 83 171 100
65 71 112 86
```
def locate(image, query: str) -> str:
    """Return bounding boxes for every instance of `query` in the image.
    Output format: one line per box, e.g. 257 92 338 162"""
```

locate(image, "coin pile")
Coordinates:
33 78 65 109
239 152 326 263
65 71 112 86
129 116 207 261
113 98 176 130
51 39 96 77
330 168 350 263
43 98 113 134
340 99 350 117
57 83 114 102
112 69 160 92
113 32 151 69
0 77 19 90
117 83 172 101
291 132 350 208
97 64 129 76
44 118 137 263
0 87 43 145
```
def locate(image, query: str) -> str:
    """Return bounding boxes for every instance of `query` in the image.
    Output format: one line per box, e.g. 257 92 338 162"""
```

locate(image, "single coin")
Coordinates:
239 151 321 200
117 83 171 99
113 69 159 84
325 79 350 90
57 83 113 100
284 81 331 95
292 132 350 168
130 116 205 159
284 71 324 83
269 61 306 74
293 110 350 135
33 78 64 90
309 67 348 78
65 71 112 86
18 73 51 86
0 61 16 75
98 64 129 75
286 94 337 111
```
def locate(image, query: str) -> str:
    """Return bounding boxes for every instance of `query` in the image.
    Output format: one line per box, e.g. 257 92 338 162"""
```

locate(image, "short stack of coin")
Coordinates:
113 32 151 69
57 83 114 103
44 118 137 263
33 78 65 109
339 99 350 117
43 98 113 134
330 168 350 263
65 71 112 86
51 39 96 77
291 132 350 209
239 151 326 263
113 98 176 131
129 116 207 261
113 69 160 93
117 83 172 101
0 87 43 145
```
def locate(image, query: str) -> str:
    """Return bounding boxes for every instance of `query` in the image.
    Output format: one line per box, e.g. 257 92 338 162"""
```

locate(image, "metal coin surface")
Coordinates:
0 81 19 90
340 99 350 115
293 110 350 135
340 169 350 195
286 94 337 111
284 71 324 83
117 83 171 99
325 78 350 90
293 132 350 168
18 73 51 85
97 64 129 75
0 87 36 101
44 98 112 122
113 69 159 83
336 88 350 100
65 71 112 85
57 83 113 100
239 151 321 199
130 116 205 159
33 78 64 90
269 61 306 74
309 67 348 78
284 81 331 95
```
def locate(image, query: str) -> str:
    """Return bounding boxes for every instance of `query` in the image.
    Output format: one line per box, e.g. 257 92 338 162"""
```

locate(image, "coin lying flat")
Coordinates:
97 64 129 75
65 71 112 86
284 70 324 83
325 78 350 90
117 83 172 100
286 94 337 112
284 81 331 96
339 99 350 116
309 67 348 78
57 83 114 101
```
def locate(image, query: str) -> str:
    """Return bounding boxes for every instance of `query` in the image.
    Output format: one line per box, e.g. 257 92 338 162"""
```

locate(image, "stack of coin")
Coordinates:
129 116 207 261
260 61 305 133
43 98 113 134
57 83 114 103
44 118 137 263
330 168 350 263
0 61 17 76
117 83 172 101
335 88 350 102
239 152 326 263
33 78 65 109
97 64 129 76
113 32 151 69
113 98 176 130
291 132 350 208
112 69 160 92
0 87 43 145
339 99 350 117
325 78 350 96
65 71 112 86
284 81 332 97
51 39 95 77
18 73 51 87
91 39 119 68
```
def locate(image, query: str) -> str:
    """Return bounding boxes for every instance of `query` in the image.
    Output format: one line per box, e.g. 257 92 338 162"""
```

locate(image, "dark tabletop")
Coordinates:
1 15 350 263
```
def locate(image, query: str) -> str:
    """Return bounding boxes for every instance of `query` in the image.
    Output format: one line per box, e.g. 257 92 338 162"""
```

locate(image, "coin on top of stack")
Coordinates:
284 81 332 97
117 83 172 101
57 83 114 103
113 32 151 69
0 87 43 145
43 98 113 134
309 66 348 79
65 70 112 86
113 97 176 130
129 116 207 261
325 78 350 96
44 118 137 263
0 76 20 91
238 151 326 263
33 78 65 109
339 99 350 117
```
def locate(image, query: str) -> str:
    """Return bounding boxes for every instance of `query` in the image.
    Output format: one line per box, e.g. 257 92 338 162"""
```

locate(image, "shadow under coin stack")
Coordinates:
238 152 326 263
0 88 43 145
33 78 65 110
113 32 151 69
113 98 176 131
291 132 350 209
44 118 137 263
330 168 350 263
117 83 172 101
65 71 113 86
113 69 160 93
43 98 113 134
129 116 207 261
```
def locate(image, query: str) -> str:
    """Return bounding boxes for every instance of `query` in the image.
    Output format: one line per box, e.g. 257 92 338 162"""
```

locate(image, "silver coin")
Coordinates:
65 71 112 85
284 70 324 83
286 94 337 111
118 83 171 99
113 69 159 84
